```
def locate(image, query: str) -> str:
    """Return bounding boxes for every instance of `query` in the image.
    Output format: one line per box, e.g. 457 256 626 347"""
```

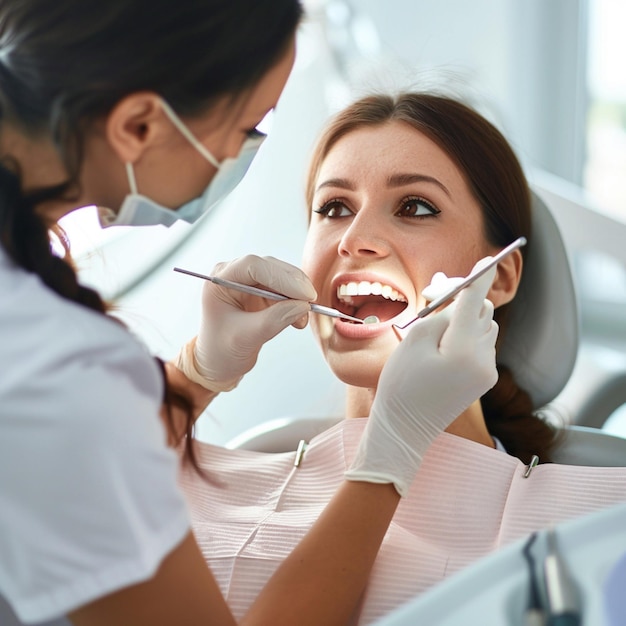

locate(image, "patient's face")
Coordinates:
302 120 498 389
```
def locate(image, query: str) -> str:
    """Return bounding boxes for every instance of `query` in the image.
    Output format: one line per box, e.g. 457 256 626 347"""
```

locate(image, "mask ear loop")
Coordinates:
159 99 221 169
125 162 139 194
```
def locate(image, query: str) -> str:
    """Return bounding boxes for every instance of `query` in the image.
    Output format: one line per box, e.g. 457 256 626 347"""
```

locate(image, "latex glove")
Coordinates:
421 271 466 303
345 259 498 496
179 255 316 392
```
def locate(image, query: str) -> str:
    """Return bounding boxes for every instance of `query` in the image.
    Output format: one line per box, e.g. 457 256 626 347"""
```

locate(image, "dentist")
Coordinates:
0 1 500 625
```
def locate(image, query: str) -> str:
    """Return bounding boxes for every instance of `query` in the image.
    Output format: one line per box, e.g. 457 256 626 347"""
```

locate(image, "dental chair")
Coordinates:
227 190 626 466
531 171 626 433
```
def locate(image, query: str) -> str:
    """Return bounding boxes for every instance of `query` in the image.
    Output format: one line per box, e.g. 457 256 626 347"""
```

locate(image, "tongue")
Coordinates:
356 300 406 323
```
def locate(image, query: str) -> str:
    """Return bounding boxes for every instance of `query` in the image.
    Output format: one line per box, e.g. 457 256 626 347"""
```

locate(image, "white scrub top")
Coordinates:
0 245 190 624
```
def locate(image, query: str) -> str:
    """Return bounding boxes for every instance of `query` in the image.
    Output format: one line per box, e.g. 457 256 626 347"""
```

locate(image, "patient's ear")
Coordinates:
488 249 522 308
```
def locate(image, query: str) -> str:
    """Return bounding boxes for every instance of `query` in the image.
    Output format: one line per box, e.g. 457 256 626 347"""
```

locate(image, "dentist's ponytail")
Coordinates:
0 164 106 312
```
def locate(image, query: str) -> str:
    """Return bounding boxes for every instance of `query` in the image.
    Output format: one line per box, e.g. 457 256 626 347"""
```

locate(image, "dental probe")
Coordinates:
173 267 365 324
394 236 527 330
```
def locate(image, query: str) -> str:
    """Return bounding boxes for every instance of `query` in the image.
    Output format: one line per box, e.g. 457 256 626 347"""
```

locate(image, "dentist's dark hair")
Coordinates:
0 0 303 466
306 92 557 464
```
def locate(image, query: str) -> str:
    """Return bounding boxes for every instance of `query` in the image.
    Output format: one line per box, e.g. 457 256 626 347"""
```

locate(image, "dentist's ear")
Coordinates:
487 248 523 308
105 92 173 163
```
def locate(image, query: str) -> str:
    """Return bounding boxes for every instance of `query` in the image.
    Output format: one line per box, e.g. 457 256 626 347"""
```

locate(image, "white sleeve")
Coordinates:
0 346 191 624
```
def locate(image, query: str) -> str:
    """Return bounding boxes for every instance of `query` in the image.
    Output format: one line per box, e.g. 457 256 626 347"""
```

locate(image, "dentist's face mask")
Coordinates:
98 100 266 228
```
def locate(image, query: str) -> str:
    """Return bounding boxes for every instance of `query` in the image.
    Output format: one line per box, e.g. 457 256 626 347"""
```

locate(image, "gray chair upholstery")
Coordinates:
226 416 343 452
551 424 626 466
227 416 626 467
530 173 626 429
498 190 579 410
557 343 626 429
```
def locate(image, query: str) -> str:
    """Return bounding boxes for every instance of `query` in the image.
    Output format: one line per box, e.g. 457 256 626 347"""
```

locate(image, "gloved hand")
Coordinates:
177 255 316 392
345 259 499 496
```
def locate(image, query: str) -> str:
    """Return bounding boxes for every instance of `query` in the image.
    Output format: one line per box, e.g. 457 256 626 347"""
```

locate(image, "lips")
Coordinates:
334 278 409 323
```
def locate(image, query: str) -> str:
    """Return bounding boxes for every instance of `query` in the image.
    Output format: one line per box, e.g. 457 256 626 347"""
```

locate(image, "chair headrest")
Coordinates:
498 190 579 409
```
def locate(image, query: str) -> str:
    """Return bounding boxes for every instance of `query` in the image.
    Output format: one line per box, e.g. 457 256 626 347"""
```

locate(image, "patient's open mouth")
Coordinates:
336 280 408 323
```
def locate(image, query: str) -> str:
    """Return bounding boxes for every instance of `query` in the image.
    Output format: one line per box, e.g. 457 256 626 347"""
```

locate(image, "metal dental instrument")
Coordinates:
394 236 527 330
173 267 365 324
543 528 581 626
522 532 546 626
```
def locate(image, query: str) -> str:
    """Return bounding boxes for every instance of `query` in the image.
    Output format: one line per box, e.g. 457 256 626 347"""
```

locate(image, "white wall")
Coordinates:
338 0 588 183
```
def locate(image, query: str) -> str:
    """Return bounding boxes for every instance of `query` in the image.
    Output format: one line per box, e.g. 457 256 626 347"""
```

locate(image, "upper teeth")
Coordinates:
337 281 407 303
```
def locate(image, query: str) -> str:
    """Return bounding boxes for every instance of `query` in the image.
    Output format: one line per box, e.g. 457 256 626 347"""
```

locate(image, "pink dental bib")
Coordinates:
179 419 626 625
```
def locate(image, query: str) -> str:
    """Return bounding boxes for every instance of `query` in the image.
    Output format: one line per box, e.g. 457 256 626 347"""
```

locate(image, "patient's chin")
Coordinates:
326 353 383 390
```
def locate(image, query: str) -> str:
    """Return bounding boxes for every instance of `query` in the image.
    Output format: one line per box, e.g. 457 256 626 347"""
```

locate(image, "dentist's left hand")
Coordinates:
177 255 316 392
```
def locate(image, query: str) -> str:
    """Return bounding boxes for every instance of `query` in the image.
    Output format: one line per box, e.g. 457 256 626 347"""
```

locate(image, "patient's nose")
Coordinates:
338 210 390 258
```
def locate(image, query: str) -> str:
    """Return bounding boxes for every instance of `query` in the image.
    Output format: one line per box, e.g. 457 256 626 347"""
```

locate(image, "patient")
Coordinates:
179 93 626 625
302 92 543 462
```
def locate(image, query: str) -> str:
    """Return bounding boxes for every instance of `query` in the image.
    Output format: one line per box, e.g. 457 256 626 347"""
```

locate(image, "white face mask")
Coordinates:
98 100 266 228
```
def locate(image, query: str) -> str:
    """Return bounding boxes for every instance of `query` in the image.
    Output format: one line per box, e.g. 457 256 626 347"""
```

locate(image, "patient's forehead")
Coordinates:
316 121 469 196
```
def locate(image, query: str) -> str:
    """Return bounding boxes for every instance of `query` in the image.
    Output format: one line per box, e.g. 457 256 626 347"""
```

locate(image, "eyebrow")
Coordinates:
387 173 451 196
315 178 355 193
315 173 451 196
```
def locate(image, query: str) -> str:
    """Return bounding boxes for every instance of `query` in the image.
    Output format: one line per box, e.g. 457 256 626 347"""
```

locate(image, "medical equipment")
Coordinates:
543 528 581 626
394 236 527 330
523 455 540 478
521 528 582 626
522 533 545 626
173 267 365 323
363 315 380 324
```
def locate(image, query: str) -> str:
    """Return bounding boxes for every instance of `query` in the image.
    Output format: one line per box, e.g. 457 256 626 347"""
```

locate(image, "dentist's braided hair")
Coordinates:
306 92 558 464
0 0 303 467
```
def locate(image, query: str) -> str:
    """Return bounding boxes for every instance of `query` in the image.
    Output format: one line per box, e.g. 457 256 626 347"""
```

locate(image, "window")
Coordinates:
584 0 626 222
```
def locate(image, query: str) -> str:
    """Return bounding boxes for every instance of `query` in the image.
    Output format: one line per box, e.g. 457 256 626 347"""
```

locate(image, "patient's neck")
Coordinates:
345 386 376 419
345 386 495 449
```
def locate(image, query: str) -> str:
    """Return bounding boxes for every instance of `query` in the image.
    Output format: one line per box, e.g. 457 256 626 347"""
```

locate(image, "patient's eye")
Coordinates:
314 199 352 218
397 196 440 218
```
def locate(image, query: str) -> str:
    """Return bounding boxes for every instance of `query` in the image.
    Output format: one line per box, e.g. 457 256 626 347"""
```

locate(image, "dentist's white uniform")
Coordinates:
0 100 266 626
0 245 190 625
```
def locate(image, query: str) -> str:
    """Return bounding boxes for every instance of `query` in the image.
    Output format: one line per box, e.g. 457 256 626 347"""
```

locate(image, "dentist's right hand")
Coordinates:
177 255 316 392
345 261 499 497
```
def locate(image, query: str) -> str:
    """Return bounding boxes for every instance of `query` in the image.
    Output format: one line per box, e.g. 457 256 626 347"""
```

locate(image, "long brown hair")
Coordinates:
305 92 556 463
0 0 303 470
